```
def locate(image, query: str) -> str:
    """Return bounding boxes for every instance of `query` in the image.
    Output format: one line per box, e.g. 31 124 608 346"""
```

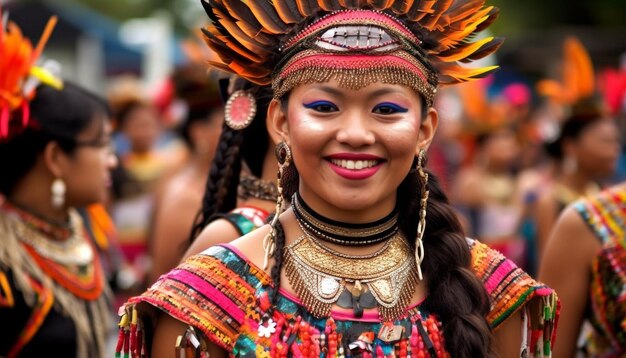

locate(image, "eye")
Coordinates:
372 102 408 114
303 100 339 113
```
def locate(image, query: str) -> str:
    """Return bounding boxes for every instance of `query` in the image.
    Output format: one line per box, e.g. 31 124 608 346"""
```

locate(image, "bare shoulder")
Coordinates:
183 218 244 259
548 205 597 251
228 224 271 271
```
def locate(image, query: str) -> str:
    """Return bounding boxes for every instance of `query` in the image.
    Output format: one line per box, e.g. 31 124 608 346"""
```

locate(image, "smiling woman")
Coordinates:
116 1 559 357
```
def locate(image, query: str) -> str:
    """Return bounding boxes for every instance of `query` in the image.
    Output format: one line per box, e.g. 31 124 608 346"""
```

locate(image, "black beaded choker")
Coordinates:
291 192 399 246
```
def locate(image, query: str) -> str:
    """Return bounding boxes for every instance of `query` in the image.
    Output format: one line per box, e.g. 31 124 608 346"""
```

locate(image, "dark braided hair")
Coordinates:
401 166 494 357
189 84 273 241
265 96 494 356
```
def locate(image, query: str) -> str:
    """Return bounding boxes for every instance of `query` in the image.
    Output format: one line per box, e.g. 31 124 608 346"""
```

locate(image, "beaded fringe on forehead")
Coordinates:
273 65 437 105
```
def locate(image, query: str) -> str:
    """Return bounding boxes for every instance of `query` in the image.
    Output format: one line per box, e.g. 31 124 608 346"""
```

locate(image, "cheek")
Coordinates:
382 120 421 155
286 109 330 152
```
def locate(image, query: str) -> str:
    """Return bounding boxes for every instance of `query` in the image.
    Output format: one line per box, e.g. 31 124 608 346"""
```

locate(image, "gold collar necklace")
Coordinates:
285 193 418 321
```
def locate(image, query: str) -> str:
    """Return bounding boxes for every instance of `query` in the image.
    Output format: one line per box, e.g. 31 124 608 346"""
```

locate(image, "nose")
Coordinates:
335 110 375 147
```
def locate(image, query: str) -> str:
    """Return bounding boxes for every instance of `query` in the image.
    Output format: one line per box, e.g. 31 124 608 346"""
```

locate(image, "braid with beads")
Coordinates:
398 163 494 357
189 126 243 241
188 84 273 242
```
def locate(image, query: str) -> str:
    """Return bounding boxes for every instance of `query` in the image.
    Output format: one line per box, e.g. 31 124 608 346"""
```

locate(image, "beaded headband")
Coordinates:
201 0 503 106
272 10 439 105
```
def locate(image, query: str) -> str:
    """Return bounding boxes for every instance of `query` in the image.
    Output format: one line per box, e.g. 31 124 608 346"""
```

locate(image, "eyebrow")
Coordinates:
314 85 347 99
313 85 404 100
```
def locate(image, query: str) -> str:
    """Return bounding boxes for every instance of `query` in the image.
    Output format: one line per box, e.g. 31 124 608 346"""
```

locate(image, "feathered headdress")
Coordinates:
0 9 61 139
536 37 595 105
200 0 503 107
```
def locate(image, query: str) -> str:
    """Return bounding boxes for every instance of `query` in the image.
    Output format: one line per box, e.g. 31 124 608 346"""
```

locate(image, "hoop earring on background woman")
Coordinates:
416 149 429 280
263 141 292 270
51 178 66 209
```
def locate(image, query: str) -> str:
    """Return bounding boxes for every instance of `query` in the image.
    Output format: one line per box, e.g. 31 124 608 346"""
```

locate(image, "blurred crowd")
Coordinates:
1 5 626 357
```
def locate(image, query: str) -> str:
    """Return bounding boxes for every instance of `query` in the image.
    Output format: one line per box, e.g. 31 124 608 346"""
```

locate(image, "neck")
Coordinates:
559 170 594 194
292 191 398 246
9 174 69 224
188 152 213 174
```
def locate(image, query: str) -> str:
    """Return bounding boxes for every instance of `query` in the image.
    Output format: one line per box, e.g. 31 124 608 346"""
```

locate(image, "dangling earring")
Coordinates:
415 149 429 281
262 141 292 270
51 178 66 209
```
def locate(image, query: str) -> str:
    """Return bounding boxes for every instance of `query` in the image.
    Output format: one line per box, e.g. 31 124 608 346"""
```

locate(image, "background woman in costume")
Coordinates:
451 79 528 268
149 63 224 283
533 38 621 257
118 1 558 357
0 13 117 357
539 182 626 357
182 79 279 258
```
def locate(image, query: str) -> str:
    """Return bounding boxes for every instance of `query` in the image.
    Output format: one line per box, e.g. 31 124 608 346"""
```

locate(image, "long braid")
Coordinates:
398 165 493 357
189 125 243 241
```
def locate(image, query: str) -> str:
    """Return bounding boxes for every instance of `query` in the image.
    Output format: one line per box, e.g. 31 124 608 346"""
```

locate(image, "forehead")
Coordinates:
292 79 422 100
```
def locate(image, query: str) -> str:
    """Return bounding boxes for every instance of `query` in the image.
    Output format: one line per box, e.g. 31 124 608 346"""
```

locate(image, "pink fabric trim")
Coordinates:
168 268 245 324
484 259 516 294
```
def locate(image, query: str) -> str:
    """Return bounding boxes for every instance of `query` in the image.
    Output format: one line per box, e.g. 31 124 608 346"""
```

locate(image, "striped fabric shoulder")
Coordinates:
574 188 626 355
117 245 271 356
574 187 626 247
470 239 556 327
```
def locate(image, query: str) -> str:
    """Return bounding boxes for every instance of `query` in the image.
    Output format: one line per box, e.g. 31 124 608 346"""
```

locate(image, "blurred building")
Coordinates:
4 0 148 93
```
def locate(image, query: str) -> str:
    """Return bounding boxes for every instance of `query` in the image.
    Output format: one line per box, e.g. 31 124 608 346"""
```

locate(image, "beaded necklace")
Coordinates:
292 192 399 246
285 193 418 321
1 201 103 300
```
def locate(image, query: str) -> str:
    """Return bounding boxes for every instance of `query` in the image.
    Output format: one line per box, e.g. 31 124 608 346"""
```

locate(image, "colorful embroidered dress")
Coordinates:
574 187 626 356
0 202 112 358
117 239 558 357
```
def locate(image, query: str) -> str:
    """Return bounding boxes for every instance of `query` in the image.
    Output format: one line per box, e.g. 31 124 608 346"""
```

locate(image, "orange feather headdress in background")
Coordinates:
199 0 503 106
536 37 596 105
0 9 61 139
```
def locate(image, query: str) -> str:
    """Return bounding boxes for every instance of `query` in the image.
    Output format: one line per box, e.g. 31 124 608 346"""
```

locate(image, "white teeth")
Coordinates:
330 159 379 170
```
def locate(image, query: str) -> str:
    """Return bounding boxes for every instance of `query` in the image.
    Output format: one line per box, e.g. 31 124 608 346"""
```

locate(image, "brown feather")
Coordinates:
437 36 493 62
391 0 411 15
421 0 453 30
407 0 436 21
474 7 499 33
203 27 261 65
445 0 485 24
295 0 320 16
318 0 342 11
219 0 263 37
458 37 503 63
367 0 395 10
339 0 360 9
212 8 270 58
247 0 289 34
275 0 304 24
